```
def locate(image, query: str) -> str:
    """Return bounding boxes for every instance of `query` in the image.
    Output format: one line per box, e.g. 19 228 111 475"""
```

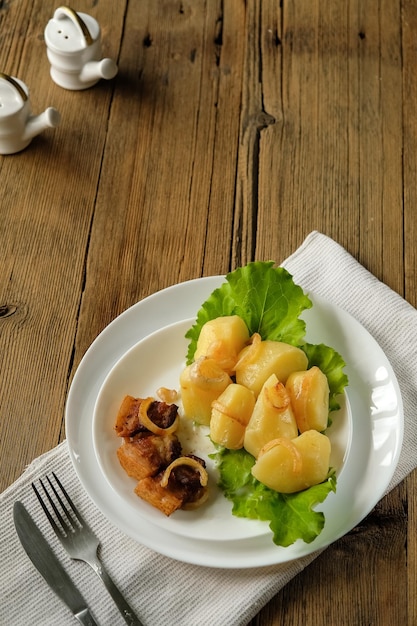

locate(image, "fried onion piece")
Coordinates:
138 397 179 435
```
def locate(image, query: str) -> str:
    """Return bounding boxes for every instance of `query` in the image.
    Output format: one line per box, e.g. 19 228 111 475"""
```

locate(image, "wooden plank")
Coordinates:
401 1 417 624
0 0 126 490
252 0 360 263
353 0 404 292
72 0 246 365
241 1 408 624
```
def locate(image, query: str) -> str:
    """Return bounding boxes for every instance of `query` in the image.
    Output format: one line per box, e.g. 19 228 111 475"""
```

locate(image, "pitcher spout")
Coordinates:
79 58 118 85
22 107 61 142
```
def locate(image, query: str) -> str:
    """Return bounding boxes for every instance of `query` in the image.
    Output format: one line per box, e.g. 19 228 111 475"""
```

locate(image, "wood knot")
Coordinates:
143 33 153 48
0 304 17 318
256 111 276 129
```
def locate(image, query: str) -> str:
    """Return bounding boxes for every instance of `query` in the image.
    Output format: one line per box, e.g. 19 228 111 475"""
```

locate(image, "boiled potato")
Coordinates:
194 315 250 375
286 366 330 432
210 383 255 449
295 429 331 485
180 357 232 426
243 374 298 458
251 430 331 493
235 337 308 396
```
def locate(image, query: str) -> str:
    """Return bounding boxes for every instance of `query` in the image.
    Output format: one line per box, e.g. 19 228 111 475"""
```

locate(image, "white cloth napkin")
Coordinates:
1 231 416 626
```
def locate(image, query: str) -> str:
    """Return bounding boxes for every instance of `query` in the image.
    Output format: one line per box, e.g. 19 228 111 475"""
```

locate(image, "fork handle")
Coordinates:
89 559 144 626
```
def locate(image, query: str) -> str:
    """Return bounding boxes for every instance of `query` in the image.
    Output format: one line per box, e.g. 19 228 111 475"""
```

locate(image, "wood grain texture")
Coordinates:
0 1 415 624
0 0 126 488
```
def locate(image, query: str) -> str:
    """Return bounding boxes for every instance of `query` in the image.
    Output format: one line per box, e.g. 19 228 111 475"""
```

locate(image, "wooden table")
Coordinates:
1 1 415 624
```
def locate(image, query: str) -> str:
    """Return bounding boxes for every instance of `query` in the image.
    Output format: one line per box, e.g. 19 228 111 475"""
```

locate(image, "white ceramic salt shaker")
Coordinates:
0 73 61 155
44 6 118 90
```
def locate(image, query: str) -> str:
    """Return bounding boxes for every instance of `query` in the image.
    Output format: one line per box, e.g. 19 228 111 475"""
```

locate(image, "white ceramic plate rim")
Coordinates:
65 276 404 568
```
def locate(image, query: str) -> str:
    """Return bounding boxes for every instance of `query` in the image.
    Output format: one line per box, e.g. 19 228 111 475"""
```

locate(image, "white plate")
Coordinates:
66 277 404 568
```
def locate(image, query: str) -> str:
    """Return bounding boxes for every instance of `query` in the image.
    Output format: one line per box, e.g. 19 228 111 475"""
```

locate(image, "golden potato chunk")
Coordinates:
286 366 330 432
210 383 256 449
243 374 298 458
235 337 308 396
179 357 232 426
194 315 250 375
251 430 331 493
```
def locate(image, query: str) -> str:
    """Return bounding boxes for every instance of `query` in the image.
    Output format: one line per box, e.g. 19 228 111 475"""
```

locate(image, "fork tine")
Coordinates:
51 472 84 527
31 480 63 536
46 474 79 530
32 475 77 536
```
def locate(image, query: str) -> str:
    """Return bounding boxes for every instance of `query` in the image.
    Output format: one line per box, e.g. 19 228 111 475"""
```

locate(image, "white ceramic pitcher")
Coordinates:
44 6 118 90
0 73 61 155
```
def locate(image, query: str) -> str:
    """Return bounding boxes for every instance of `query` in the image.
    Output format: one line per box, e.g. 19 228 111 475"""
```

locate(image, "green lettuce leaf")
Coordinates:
186 261 312 363
303 342 349 412
212 446 337 547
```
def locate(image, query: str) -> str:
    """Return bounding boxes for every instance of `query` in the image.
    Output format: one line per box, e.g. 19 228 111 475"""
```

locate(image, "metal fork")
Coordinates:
32 473 144 626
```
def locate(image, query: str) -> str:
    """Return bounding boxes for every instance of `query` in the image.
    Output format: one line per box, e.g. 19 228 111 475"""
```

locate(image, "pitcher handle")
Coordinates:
53 6 93 47
0 73 28 102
